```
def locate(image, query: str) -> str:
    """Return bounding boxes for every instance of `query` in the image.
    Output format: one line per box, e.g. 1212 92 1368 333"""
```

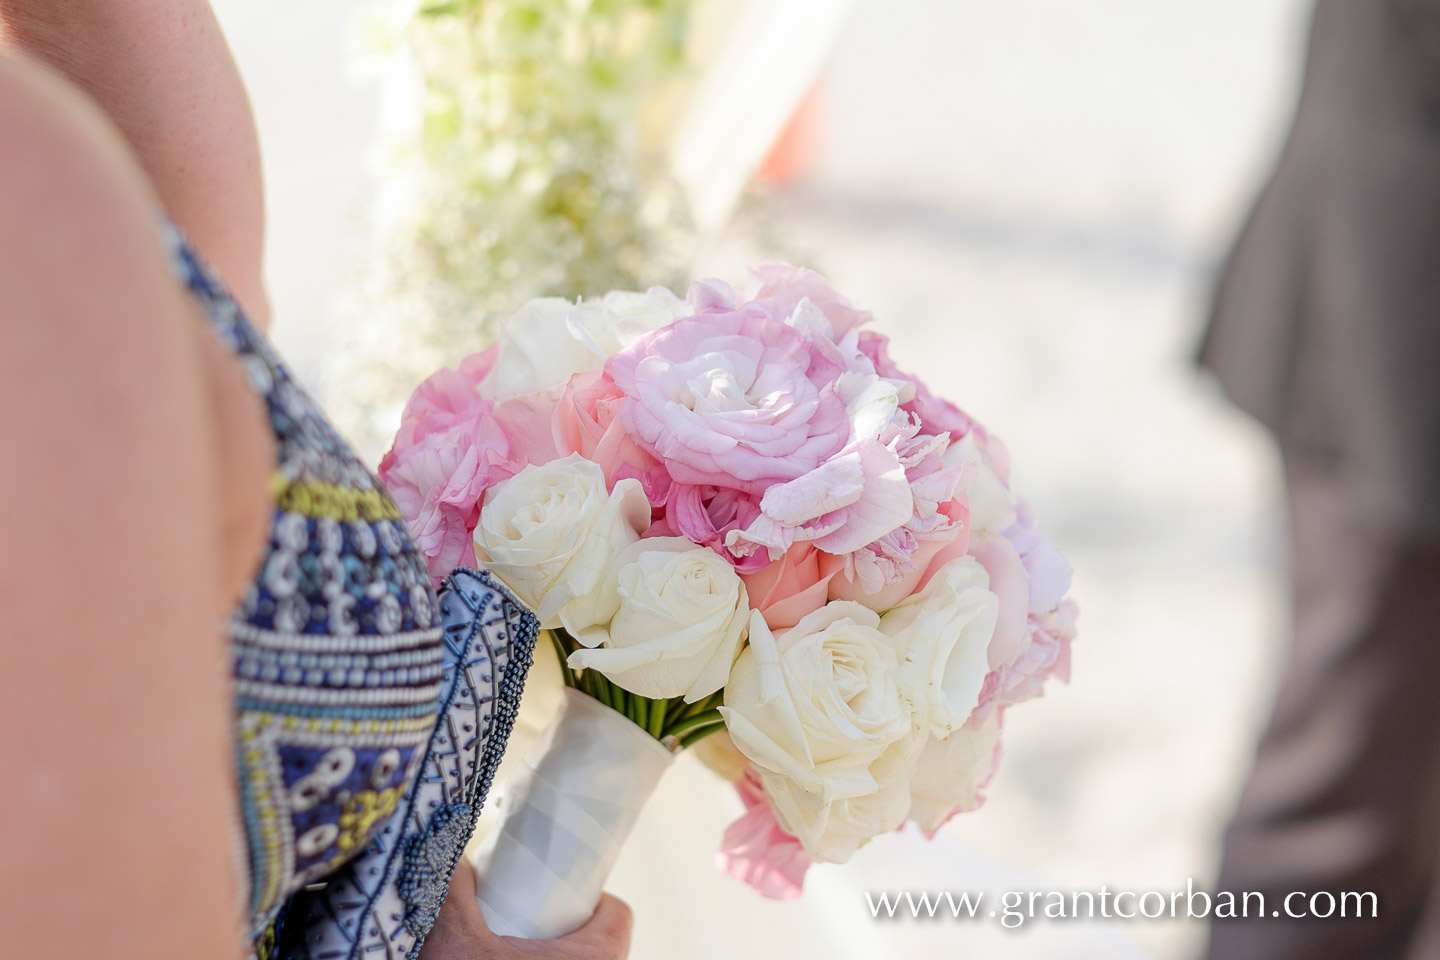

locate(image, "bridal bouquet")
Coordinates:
379 263 1076 934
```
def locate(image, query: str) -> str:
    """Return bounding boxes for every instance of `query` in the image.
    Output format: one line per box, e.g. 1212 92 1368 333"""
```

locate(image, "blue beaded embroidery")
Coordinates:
165 225 454 948
273 569 539 960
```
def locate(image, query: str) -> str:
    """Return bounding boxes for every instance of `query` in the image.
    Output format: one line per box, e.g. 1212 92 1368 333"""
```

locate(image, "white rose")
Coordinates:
907 714 1003 834
565 537 749 701
473 455 650 628
945 432 1015 534
721 603 917 862
481 289 687 397
481 298 591 397
794 738 921 862
567 287 689 357
880 555 998 737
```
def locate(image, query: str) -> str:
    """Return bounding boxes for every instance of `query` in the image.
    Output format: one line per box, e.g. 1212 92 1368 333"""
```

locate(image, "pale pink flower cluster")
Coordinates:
380 262 1076 900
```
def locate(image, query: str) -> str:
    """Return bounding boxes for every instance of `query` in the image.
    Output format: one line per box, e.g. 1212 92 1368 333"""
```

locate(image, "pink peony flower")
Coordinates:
605 305 849 495
857 331 987 445
648 483 765 572
1005 500 1073 615
832 415 968 597
731 437 914 560
737 260 872 340
971 599 1076 725
717 770 812 901
379 348 516 584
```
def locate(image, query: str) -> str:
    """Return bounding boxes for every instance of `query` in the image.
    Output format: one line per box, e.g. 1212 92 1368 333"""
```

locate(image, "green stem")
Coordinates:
549 631 577 689
663 709 723 741
678 722 725 749
633 695 648 731
647 698 667 740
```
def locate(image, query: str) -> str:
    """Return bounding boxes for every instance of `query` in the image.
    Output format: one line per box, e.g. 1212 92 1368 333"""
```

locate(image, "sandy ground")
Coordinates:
215 1 1312 956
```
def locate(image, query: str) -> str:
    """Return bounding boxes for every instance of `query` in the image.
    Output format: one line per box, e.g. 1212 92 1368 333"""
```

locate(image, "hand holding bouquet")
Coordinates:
380 263 1076 935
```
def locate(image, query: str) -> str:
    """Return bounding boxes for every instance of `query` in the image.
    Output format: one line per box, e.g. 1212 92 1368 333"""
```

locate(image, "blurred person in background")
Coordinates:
1201 1 1440 958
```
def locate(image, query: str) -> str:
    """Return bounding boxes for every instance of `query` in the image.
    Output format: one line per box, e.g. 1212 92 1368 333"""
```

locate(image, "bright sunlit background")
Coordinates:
214 1 1310 956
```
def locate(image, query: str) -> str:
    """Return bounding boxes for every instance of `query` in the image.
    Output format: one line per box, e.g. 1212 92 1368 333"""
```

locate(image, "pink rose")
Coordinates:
969 532 1030 670
717 770 812 901
379 348 515 584
555 370 671 505
491 386 564 468
648 483 764 572
605 306 849 495
741 543 844 630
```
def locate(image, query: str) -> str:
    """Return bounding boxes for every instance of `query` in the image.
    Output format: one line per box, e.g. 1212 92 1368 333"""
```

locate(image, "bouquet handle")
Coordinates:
472 687 675 939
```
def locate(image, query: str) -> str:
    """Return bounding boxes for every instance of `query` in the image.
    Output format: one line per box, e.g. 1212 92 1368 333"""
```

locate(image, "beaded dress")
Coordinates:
166 225 538 959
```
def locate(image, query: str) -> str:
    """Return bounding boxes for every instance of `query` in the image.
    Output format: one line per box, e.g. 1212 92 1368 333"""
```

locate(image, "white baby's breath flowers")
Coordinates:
473 454 650 628
566 537 749 702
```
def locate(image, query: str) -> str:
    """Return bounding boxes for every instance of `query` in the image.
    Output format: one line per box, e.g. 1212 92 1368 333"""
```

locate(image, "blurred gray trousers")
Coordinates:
1201 1 1440 958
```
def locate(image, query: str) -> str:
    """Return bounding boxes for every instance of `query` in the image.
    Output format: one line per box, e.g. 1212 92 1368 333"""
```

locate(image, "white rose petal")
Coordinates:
835 371 901 444
721 603 917 862
907 714 1003 834
481 297 592 397
880 555 998 737
565 537 749 701
567 287 688 357
481 289 688 398
945 432 1015 534
473 454 650 628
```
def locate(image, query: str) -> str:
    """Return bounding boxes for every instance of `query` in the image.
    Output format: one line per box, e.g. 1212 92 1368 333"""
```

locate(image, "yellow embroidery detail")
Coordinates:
337 785 405 853
271 475 403 522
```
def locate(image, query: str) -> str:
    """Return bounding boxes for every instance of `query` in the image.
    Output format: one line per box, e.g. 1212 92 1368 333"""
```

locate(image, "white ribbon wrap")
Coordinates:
472 688 675 939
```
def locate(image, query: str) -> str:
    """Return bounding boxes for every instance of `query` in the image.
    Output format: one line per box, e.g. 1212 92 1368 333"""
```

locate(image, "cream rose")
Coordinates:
721 603 917 862
473 454 650 627
880 555 998 737
945 432 1015 534
565 537 749 701
907 714 1003 834
481 290 687 397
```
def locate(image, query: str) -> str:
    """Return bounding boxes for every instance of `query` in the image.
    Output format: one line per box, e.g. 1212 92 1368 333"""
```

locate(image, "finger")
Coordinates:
417 859 502 959
560 894 632 959
447 857 479 902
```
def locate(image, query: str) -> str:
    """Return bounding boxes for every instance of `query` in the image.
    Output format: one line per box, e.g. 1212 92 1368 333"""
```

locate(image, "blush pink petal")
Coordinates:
1005 500 1073 615
555 371 671 505
379 348 513 585
717 771 812 901
742 543 843 630
971 599 1077 725
606 309 850 495
856 331 988 444
741 260 871 338
650 483 766 572
492 386 564 467
737 440 913 560
969 532 1030 670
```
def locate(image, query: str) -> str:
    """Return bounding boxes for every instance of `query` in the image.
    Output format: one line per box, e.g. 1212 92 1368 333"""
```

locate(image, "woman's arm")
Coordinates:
0 53 272 960
0 0 268 327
